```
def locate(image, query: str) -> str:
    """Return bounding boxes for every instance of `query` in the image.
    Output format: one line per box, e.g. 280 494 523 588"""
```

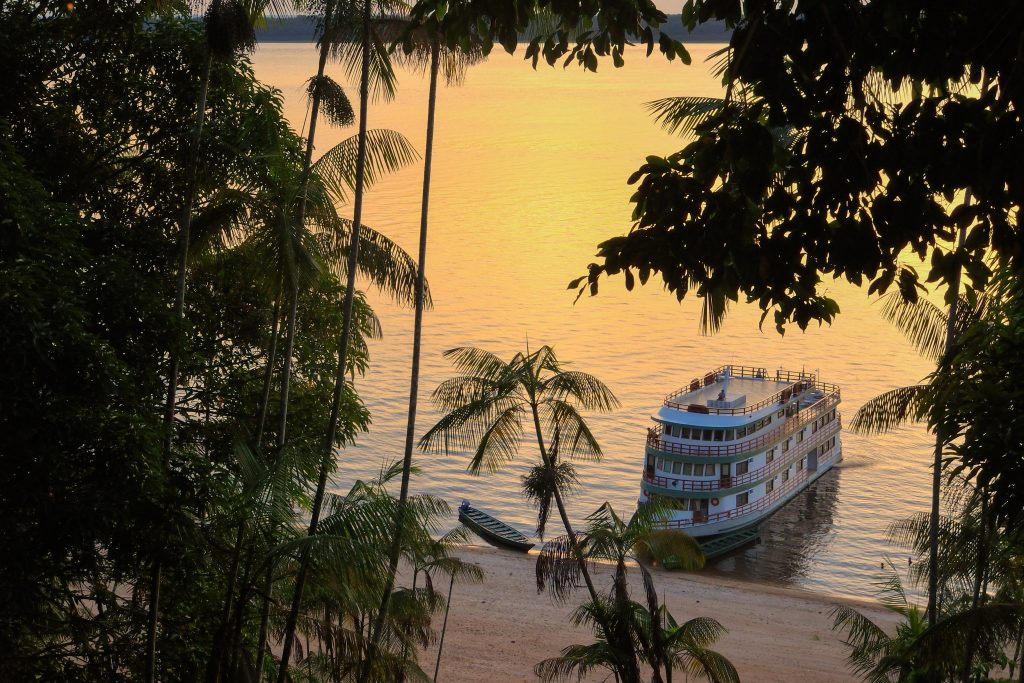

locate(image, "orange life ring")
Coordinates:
710 497 720 506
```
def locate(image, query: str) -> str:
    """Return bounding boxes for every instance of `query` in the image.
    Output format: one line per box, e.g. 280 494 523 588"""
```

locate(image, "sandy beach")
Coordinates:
422 544 898 682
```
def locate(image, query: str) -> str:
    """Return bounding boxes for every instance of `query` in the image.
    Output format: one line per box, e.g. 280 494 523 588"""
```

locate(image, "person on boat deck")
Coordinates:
459 499 470 511
717 388 726 401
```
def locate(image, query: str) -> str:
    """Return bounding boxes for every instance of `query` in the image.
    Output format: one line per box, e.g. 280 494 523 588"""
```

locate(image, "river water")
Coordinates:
252 43 936 600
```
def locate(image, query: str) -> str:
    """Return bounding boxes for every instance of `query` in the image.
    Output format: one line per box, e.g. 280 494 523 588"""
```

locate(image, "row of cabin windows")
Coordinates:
657 458 718 477
817 436 837 454
663 414 773 442
647 493 706 512
811 409 838 434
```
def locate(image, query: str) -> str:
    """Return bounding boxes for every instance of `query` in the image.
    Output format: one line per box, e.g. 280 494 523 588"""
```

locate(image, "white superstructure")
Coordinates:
638 364 842 538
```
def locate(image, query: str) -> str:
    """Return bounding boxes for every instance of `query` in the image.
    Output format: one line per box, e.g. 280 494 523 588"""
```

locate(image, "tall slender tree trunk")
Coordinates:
961 484 991 683
256 285 284 448
276 0 369 678
927 202 970 629
207 522 247 681
146 44 216 683
358 38 439 683
433 572 455 682
254 563 274 680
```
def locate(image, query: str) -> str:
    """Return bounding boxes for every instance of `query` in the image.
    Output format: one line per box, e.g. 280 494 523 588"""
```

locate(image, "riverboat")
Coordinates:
639 364 841 540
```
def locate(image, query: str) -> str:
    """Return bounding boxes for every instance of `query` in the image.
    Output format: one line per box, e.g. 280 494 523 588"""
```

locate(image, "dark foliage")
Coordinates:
572 0 1024 332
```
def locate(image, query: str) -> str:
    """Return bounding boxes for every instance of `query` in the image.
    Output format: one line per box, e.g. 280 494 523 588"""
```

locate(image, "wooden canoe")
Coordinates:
458 505 534 552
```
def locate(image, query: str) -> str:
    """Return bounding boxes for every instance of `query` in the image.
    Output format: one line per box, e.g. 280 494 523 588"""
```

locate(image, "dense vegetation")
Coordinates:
4 0 1024 681
0 2 470 680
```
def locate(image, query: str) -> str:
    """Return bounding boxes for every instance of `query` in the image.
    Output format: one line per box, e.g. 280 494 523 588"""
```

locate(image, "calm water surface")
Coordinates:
252 44 934 600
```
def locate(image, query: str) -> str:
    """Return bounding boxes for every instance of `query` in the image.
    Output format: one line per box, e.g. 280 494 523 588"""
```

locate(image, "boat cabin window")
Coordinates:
672 461 682 475
735 460 750 476
713 429 724 441
656 457 665 470
736 491 749 506
721 463 731 476
797 430 805 443
782 468 790 482
782 438 791 453
766 447 776 463
693 463 704 476
766 478 775 493
682 462 693 475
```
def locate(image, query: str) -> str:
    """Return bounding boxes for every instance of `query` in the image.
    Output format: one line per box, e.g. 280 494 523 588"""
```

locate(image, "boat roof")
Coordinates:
654 368 807 426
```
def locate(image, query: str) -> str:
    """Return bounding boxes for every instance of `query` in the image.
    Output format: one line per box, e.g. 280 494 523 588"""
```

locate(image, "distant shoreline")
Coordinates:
255 15 731 43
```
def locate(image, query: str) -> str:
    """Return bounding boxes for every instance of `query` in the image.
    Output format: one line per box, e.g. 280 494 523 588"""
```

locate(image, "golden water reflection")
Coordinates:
252 44 936 600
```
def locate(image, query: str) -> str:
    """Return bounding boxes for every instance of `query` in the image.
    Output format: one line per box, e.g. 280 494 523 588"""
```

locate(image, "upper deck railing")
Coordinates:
647 391 840 458
663 365 833 416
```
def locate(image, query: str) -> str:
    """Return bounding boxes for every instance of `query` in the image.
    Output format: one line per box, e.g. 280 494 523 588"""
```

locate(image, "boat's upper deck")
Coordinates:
671 375 790 410
655 365 828 426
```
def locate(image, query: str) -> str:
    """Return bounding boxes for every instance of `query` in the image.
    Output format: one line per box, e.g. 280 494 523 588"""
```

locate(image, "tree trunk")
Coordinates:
255 283 283 448
433 572 455 682
961 484 992 683
276 0 367 677
927 203 969 630
359 39 438 683
207 522 246 681
146 39 217 683
254 563 274 680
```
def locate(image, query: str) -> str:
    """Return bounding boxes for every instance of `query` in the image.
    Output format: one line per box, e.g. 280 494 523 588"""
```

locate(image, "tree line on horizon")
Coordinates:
2 0 1024 681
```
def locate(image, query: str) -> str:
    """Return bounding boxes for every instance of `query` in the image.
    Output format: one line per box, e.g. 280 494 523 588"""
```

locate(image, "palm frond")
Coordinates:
646 96 730 136
541 370 620 412
467 404 523 473
329 14 405 102
540 400 603 461
677 646 740 683
534 641 615 682
310 213 427 307
440 346 509 381
311 128 419 205
850 384 929 435
536 535 585 604
641 529 704 571
880 292 954 362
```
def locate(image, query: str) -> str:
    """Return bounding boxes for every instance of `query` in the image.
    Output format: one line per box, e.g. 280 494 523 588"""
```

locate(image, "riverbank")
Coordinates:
422 544 898 682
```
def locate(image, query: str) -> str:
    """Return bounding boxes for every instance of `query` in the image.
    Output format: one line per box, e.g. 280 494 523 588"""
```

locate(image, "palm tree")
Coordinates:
534 596 738 683
212 126 419 679
832 566 935 683
361 16 486 674
534 502 715 683
276 0 416 674
850 279 990 633
421 345 619 605
274 462 480 682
